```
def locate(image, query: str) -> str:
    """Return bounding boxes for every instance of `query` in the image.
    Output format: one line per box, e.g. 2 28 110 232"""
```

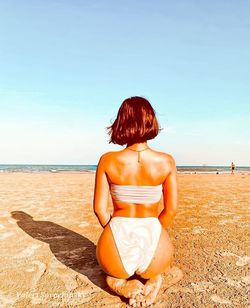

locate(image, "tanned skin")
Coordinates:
93 141 183 307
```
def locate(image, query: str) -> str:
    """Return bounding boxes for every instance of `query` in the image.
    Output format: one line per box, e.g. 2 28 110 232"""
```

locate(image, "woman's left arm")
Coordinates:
93 154 112 228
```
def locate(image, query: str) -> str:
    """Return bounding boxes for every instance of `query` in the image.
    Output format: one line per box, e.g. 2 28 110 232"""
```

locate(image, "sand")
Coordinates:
0 172 249 307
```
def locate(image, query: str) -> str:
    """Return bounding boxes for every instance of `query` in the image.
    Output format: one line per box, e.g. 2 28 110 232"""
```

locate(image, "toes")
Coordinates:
135 294 143 307
145 297 152 307
129 298 136 307
139 296 147 307
129 292 146 308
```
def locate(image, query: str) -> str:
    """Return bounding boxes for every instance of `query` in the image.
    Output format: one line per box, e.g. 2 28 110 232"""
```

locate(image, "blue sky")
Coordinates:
0 0 249 165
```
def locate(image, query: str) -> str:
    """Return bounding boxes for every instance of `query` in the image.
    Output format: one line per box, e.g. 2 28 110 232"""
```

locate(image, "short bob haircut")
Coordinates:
107 96 161 146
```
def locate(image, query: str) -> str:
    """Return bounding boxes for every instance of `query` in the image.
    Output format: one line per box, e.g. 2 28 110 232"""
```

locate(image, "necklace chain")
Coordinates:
126 146 149 162
126 146 149 152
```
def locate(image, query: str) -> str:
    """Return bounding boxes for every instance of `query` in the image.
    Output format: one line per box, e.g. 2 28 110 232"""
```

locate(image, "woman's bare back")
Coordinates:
100 147 175 218
104 147 173 185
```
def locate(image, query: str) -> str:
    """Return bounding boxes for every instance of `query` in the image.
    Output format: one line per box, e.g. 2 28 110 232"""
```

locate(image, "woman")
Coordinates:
93 96 183 307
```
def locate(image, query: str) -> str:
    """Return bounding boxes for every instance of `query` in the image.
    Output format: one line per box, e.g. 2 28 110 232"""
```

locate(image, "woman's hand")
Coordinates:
102 214 112 228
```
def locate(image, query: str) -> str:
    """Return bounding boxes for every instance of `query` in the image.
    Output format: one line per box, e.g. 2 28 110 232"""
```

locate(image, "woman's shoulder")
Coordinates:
97 150 122 163
150 149 176 165
98 149 176 169
99 148 175 158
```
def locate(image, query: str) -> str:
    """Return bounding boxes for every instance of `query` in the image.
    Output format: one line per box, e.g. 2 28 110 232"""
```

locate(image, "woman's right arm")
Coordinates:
93 154 112 228
158 155 178 229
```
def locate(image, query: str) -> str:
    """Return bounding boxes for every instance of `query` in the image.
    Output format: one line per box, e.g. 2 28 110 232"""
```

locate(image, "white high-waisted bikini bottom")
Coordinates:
109 217 162 277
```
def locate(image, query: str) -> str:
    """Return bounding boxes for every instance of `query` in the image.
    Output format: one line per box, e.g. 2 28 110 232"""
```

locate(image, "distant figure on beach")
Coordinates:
93 96 183 307
231 162 235 174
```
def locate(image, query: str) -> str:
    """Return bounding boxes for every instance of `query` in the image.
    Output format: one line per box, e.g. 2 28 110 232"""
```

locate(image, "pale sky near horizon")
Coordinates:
0 1 249 165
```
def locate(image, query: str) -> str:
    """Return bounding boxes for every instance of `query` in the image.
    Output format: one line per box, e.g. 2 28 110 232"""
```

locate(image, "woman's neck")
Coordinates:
126 142 149 151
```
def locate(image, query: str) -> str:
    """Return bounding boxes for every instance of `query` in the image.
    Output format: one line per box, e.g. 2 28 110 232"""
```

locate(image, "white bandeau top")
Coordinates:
110 184 162 204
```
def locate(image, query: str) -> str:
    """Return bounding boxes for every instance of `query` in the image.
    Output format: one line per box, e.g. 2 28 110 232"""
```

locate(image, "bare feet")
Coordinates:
143 274 162 306
106 276 144 300
128 275 162 307
138 267 183 307
164 266 183 288
128 293 146 307
107 267 183 307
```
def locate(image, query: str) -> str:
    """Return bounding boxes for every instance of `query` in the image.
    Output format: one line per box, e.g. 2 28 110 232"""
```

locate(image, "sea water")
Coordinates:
0 164 249 173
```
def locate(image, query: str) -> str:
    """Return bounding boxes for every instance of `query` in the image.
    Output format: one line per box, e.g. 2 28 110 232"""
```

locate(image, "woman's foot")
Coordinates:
164 266 183 288
107 267 183 307
128 293 146 307
143 274 162 306
138 267 183 307
106 276 145 300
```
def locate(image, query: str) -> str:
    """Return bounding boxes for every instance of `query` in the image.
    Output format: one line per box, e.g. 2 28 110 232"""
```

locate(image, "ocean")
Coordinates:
0 164 249 174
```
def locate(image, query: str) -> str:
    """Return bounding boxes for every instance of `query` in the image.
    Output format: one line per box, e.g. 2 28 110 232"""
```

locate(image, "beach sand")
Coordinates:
0 172 249 307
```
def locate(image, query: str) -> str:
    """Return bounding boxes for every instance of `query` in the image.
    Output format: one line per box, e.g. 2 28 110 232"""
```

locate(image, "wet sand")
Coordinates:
0 172 249 307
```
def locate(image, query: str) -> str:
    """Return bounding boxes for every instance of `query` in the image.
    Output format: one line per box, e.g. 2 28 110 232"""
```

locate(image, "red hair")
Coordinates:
107 96 161 146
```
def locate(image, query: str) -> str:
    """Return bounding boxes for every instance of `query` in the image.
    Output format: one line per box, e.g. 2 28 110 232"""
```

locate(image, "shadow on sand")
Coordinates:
11 210 111 293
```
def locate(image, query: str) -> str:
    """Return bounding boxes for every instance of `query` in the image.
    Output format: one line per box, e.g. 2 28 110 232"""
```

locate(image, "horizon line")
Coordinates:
0 163 249 167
